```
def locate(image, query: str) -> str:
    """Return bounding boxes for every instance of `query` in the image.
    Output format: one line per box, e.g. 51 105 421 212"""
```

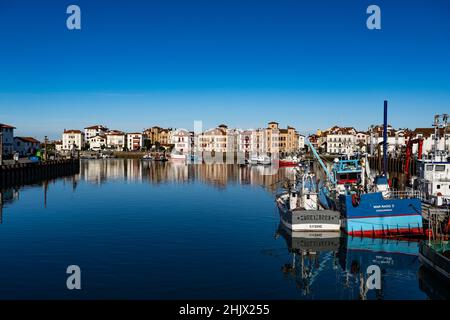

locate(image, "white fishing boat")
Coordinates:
170 151 187 161
142 154 154 161
249 154 259 165
258 155 271 165
410 114 450 208
276 171 341 232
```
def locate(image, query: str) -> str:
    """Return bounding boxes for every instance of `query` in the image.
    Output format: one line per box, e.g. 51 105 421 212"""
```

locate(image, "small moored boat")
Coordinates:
279 156 299 167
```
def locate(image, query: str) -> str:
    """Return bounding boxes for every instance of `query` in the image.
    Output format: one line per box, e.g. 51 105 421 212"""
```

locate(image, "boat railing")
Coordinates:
383 190 424 200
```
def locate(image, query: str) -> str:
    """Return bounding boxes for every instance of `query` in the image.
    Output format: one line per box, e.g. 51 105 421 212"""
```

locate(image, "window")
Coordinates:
437 185 440 189
435 165 445 172
426 165 433 171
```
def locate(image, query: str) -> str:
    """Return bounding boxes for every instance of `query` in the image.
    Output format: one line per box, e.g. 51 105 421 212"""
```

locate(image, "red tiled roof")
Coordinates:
85 125 108 130
0 123 16 129
64 129 82 134
15 137 40 144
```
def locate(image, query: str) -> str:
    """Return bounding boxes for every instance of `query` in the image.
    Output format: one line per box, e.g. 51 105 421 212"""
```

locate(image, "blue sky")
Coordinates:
0 0 449 140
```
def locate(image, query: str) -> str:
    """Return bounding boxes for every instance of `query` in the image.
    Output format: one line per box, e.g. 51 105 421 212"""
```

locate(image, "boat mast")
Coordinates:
383 100 388 176
433 114 440 159
443 113 448 155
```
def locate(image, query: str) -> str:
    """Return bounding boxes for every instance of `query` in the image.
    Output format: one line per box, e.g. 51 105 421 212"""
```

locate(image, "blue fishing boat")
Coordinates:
311 101 424 237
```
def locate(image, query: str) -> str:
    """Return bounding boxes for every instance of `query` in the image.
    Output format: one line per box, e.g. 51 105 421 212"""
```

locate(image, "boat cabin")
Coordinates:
415 160 450 206
333 159 362 185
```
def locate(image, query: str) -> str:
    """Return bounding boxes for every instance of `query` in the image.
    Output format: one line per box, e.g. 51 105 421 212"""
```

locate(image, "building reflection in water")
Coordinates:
0 188 20 223
0 159 295 220
77 159 296 192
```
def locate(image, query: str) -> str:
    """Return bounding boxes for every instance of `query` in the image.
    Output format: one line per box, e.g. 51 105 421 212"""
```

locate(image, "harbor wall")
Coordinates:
0 159 80 188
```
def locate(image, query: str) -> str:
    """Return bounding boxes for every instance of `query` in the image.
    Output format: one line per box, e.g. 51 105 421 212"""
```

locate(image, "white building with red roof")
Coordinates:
84 125 108 141
62 129 85 150
1 123 16 157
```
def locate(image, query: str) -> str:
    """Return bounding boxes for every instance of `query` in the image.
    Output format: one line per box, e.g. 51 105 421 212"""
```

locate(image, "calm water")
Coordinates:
0 159 442 299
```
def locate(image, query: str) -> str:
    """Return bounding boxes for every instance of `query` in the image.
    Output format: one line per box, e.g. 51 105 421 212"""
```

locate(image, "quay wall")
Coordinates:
0 159 80 188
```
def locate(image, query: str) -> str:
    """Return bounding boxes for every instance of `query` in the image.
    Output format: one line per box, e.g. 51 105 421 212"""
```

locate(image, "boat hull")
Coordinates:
279 160 298 167
339 192 424 238
419 242 450 282
277 202 341 232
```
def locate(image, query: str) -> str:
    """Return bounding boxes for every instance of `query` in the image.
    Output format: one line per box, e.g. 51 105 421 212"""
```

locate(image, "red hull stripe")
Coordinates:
347 227 423 238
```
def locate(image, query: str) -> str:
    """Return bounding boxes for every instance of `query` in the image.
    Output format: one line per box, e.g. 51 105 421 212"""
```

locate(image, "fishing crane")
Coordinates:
404 137 423 178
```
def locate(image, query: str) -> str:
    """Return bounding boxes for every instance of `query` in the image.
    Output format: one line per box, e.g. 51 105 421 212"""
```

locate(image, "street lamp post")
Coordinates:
44 136 48 161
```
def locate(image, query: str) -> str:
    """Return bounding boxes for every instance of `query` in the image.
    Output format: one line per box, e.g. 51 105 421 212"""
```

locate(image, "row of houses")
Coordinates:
310 124 450 156
0 123 41 158
60 122 304 155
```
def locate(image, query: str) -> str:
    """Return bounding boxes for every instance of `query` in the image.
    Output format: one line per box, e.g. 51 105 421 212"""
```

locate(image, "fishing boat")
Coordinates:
258 155 271 165
154 154 168 162
279 156 299 167
418 265 450 299
419 200 450 283
419 240 450 282
410 115 450 208
142 154 154 161
170 151 187 161
276 170 341 232
311 101 424 238
249 154 259 165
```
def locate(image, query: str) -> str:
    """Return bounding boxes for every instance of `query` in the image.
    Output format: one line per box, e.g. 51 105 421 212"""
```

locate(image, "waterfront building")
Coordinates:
371 129 406 156
298 134 305 150
62 129 85 151
355 132 368 145
54 140 63 152
264 122 299 154
84 125 108 141
127 133 145 151
88 134 107 151
106 130 126 151
171 129 191 154
238 130 253 155
326 133 356 155
197 125 228 152
13 137 40 156
0 123 15 157
143 126 173 148
251 129 267 154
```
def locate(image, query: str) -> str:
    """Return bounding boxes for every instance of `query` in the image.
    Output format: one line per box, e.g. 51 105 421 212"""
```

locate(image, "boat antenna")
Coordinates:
433 114 441 159
443 113 448 155
383 100 388 176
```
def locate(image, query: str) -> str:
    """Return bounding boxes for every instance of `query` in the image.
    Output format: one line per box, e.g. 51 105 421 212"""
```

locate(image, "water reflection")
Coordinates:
275 222 422 300
78 159 295 191
418 266 450 299
0 159 429 299
0 159 295 223
276 224 341 297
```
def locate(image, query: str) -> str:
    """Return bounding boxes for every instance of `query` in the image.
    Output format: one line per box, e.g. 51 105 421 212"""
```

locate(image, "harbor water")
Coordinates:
0 159 441 299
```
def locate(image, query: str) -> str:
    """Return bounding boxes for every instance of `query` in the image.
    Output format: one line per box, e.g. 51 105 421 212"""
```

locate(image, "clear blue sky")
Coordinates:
0 0 449 140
